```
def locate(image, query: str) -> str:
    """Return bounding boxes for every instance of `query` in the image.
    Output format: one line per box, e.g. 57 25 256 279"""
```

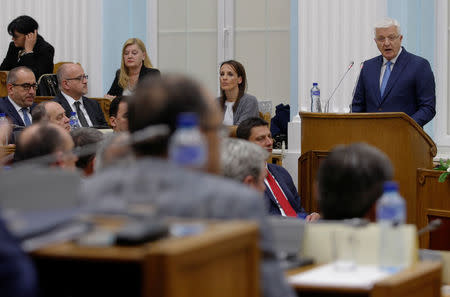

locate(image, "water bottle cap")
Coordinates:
70 112 77 116
313 82 318 86
0 113 5 117
383 181 398 192
176 112 198 128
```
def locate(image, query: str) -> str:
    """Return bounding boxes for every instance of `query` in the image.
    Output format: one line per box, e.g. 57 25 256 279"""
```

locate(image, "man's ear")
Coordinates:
6 83 14 94
109 116 117 128
52 151 64 168
243 175 255 187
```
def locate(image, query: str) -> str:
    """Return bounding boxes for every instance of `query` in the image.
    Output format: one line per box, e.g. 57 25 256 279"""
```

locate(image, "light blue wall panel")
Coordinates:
388 0 436 136
102 0 147 95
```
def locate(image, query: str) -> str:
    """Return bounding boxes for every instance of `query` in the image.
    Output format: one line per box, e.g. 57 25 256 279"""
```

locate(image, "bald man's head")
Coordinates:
15 123 77 169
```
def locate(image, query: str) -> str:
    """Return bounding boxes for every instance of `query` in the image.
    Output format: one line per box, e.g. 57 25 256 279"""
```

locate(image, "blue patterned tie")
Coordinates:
380 61 392 97
21 107 31 126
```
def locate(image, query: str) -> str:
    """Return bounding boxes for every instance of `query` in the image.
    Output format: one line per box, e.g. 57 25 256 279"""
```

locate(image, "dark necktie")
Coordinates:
74 101 89 127
20 107 31 126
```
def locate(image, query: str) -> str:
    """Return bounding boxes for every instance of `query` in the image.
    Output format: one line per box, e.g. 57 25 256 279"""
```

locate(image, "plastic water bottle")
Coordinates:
0 113 9 145
376 181 407 272
169 113 207 169
69 112 80 130
310 82 322 112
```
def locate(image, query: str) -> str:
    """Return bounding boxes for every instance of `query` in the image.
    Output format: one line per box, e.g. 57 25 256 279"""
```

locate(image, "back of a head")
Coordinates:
109 96 123 118
15 124 65 163
71 128 104 170
31 101 51 123
317 143 394 220
128 74 209 156
236 117 269 140
221 138 268 182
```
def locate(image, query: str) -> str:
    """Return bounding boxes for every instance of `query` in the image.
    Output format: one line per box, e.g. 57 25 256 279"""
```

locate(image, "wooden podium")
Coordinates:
298 112 436 224
417 168 450 250
31 220 260 297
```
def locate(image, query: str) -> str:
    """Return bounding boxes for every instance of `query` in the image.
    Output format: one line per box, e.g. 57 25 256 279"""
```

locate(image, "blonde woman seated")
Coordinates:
218 60 259 135
105 38 160 99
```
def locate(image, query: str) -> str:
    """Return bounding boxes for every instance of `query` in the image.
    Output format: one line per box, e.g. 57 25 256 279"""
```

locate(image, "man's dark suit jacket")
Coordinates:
53 92 108 128
0 215 37 297
0 35 54 80
107 66 160 96
352 47 436 127
264 163 307 217
0 96 36 127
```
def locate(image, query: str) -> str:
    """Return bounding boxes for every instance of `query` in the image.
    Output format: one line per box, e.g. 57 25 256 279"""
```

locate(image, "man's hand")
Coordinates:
305 212 320 222
24 30 37 53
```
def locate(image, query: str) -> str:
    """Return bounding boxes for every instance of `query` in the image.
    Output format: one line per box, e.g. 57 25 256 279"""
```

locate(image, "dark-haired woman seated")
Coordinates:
0 15 54 80
105 38 160 99
218 60 259 135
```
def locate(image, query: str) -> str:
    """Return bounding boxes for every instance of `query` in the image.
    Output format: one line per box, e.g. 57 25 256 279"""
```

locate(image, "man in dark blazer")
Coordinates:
352 17 436 127
53 63 108 128
237 117 320 221
0 66 36 128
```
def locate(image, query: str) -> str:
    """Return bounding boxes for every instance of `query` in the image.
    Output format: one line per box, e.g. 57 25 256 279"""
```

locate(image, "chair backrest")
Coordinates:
37 74 59 96
53 62 71 74
0 71 8 97
91 97 112 124
34 96 54 104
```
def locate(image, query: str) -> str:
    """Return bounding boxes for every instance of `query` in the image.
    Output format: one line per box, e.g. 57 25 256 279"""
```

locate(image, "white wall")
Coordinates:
0 0 103 97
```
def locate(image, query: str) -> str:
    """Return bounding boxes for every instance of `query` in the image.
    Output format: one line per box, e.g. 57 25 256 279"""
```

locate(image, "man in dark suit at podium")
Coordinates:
53 63 108 128
352 17 435 127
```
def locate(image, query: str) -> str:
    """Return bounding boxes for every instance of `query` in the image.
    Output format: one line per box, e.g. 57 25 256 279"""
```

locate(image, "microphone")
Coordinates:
418 219 442 236
324 61 354 113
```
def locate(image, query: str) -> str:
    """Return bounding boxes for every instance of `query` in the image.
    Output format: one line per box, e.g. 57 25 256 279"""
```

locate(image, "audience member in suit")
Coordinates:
218 60 259 135
352 17 436 127
14 123 77 170
0 15 54 80
221 137 268 193
108 96 129 132
31 101 70 132
237 117 320 221
81 74 296 297
70 127 104 176
105 38 160 99
0 66 36 128
317 143 394 221
53 63 108 128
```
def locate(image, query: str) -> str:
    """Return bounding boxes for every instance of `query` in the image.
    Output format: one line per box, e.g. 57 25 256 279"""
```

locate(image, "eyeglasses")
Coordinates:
65 75 89 82
12 83 38 91
375 35 400 43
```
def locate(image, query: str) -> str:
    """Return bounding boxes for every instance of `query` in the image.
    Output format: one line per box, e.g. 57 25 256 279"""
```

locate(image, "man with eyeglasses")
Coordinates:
0 66 37 129
352 17 436 127
54 63 108 128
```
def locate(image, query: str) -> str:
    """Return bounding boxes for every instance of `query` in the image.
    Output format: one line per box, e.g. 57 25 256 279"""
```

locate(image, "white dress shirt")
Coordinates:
379 47 402 87
61 92 93 127
223 101 234 126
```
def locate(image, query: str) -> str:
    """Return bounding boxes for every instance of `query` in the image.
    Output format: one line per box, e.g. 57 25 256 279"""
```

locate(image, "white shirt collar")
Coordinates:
61 91 82 110
382 47 403 66
7 96 26 113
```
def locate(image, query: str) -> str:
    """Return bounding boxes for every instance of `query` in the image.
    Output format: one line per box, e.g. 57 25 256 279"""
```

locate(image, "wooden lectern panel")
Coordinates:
417 168 450 249
300 112 436 224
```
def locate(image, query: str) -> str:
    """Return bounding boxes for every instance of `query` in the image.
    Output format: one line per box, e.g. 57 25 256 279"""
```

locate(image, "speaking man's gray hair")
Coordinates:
374 17 401 36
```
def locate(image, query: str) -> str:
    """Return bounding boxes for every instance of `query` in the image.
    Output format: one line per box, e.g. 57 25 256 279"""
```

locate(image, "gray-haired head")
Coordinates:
221 137 268 186
374 17 401 36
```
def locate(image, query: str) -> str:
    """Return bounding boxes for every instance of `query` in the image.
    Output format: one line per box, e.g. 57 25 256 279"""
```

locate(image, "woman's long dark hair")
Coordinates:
219 60 247 113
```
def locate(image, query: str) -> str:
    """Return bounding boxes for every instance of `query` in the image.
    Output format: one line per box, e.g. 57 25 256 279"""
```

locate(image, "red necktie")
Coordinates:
265 170 297 217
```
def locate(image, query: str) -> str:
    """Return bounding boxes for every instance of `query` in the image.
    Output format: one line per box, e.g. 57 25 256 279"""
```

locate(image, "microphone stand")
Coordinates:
324 61 354 113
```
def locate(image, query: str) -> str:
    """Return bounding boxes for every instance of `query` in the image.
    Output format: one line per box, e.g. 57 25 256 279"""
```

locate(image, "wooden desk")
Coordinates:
0 71 8 97
31 220 260 297
287 262 442 297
